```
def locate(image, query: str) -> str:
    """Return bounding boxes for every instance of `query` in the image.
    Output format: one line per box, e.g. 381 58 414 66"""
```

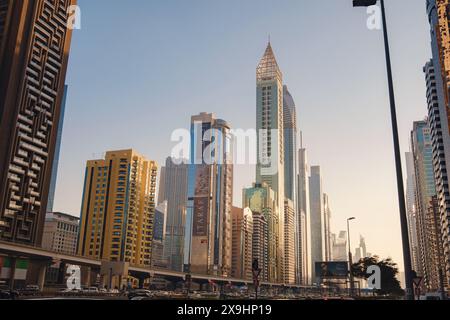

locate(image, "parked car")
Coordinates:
0 286 19 300
19 285 41 296
128 289 152 300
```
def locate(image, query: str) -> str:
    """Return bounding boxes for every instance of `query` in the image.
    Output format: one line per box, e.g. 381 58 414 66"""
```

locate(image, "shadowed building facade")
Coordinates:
426 0 450 288
0 0 76 245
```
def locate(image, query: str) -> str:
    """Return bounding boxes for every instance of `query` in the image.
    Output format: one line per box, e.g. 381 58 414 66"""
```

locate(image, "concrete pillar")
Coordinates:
84 267 91 287
37 264 47 291
9 257 17 290
57 262 66 285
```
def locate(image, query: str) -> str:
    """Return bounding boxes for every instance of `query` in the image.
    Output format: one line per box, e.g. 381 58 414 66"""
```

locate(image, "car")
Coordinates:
83 287 99 293
19 285 41 296
128 289 153 300
0 286 19 300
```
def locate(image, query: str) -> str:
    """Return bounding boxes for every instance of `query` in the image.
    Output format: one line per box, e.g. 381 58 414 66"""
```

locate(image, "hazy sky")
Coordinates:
55 0 432 271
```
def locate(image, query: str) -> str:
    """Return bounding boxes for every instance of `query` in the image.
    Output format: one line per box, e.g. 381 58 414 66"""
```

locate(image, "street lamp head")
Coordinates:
348 217 356 221
353 0 378 7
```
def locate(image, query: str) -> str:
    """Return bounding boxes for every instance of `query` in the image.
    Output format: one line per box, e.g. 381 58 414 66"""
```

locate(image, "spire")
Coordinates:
257 41 282 82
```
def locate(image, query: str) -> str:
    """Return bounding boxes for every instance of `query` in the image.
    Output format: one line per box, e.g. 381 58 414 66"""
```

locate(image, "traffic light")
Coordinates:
353 0 378 7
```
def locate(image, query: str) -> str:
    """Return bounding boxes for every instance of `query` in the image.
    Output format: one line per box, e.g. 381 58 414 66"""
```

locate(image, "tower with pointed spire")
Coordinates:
256 42 286 282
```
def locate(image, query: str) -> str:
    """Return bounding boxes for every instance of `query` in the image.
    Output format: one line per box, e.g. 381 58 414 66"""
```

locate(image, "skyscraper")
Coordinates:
152 201 168 269
405 151 421 275
77 149 158 267
411 121 446 291
309 166 324 281
231 207 253 280
331 231 347 262
297 145 310 284
426 0 450 287
0 0 76 245
283 85 298 202
323 193 332 262
185 113 233 276
158 157 188 271
256 42 285 282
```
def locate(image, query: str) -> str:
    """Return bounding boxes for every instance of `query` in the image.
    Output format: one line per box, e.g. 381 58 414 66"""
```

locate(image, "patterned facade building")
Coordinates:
0 0 76 245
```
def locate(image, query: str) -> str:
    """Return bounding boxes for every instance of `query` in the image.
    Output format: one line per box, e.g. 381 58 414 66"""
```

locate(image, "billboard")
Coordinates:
315 261 349 279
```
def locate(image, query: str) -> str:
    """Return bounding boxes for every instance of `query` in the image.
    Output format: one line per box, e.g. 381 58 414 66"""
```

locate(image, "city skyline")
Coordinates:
53 0 433 272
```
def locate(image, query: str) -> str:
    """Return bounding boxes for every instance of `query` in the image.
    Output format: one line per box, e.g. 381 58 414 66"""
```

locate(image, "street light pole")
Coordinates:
347 217 356 297
353 0 414 300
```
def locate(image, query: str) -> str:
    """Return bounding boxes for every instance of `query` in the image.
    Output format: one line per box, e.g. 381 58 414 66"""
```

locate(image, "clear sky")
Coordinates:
54 0 432 271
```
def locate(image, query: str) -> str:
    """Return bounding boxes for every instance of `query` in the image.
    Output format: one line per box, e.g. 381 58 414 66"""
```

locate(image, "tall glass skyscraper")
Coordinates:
256 42 285 282
411 121 446 291
184 113 233 276
158 157 188 272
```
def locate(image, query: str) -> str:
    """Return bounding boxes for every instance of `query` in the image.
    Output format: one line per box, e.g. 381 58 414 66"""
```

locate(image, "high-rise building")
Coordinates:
283 85 297 202
426 0 450 288
256 42 285 282
42 212 79 255
184 113 233 276
77 149 158 267
297 145 310 284
158 157 188 271
152 201 168 269
243 183 279 282
354 236 369 263
411 121 446 291
252 211 269 282
405 151 422 274
284 199 296 284
309 166 324 281
231 207 253 280
323 193 332 262
331 231 347 262
0 0 76 245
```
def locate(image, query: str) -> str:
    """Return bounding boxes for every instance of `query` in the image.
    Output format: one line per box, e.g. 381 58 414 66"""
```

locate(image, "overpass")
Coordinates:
0 241 309 291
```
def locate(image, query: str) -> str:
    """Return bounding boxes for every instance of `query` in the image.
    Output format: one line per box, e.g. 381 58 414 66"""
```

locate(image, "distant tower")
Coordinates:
256 42 285 282
309 166 324 282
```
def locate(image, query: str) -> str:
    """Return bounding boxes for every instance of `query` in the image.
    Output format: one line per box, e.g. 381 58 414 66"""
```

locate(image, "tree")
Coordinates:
352 256 404 296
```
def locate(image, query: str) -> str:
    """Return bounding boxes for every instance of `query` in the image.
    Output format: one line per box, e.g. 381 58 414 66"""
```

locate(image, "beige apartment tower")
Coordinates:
78 149 158 267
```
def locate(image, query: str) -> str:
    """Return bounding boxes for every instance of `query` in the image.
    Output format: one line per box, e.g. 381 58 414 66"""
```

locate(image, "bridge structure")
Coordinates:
0 241 316 294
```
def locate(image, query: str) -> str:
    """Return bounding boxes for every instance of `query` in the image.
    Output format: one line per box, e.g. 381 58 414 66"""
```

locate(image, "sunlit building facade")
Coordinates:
231 207 253 280
78 149 158 267
184 113 233 276
256 42 285 282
